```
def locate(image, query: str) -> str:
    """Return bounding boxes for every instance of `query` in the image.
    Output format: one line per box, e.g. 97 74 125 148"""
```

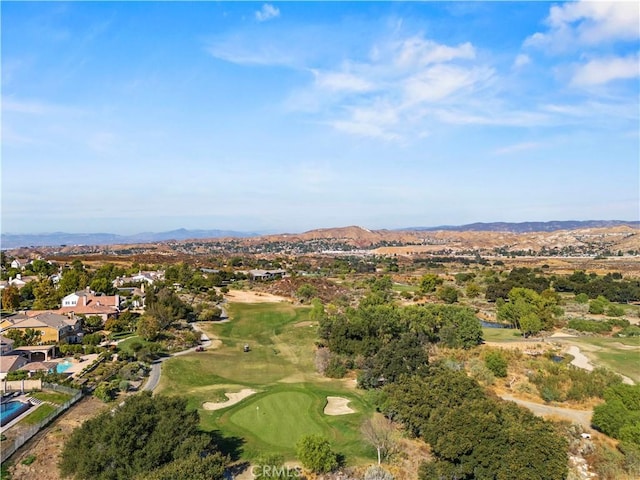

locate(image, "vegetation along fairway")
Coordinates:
156 302 375 462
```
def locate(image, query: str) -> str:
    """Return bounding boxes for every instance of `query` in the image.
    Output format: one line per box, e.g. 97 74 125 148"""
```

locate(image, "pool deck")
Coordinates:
54 354 99 377
0 395 36 432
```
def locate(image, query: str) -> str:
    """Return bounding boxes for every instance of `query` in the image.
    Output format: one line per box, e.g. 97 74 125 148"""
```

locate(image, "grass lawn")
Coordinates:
29 391 72 405
21 404 57 425
157 302 376 463
482 327 523 342
392 283 417 293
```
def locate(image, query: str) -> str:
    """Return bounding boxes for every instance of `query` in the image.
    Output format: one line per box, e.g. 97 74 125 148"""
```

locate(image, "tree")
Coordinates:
5 328 42 347
296 284 317 303
60 392 228 480
361 415 397 465
465 282 481 298
1 285 20 310
437 285 459 304
83 315 104 333
135 453 226 480
137 314 162 341
497 287 562 336
296 434 339 474
32 278 59 309
419 274 442 294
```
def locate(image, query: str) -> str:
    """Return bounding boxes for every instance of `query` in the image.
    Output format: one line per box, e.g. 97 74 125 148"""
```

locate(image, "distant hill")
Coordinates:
406 220 640 233
0 228 256 249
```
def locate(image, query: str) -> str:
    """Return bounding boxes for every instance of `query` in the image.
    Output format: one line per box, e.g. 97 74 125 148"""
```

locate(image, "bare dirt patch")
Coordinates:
202 389 257 411
225 290 290 303
324 396 355 416
7 396 107 480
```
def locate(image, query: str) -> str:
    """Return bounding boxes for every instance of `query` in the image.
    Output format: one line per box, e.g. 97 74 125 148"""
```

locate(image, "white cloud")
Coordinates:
312 70 374 93
571 54 640 86
255 4 280 22
513 54 530 69
525 1 639 50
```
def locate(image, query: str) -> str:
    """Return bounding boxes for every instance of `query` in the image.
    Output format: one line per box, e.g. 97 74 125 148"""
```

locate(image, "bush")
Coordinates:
619 325 640 337
485 350 508 378
575 293 589 304
606 304 626 317
296 435 339 474
567 318 612 333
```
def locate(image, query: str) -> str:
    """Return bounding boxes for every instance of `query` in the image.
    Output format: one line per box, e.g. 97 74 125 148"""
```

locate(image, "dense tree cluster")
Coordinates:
383 364 568 480
318 302 482 386
592 384 640 445
553 271 640 303
485 268 550 302
59 392 228 480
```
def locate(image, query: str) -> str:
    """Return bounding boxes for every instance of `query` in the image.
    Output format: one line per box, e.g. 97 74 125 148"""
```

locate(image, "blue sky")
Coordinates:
2 1 639 234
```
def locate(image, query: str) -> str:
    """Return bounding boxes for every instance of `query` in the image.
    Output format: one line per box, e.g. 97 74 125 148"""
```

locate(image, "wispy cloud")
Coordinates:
255 4 280 22
493 141 542 156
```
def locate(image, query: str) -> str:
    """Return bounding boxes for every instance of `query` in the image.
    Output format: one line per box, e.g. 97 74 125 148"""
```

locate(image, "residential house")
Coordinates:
112 270 164 287
0 312 82 344
0 335 15 355
18 361 57 376
59 290 120 321
10 259 31 270
0 355 29 380
0 274 38 290
248 269 287 281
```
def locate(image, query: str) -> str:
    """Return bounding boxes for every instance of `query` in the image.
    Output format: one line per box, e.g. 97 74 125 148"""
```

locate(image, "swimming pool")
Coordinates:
0 400 31 426
56 359 73 374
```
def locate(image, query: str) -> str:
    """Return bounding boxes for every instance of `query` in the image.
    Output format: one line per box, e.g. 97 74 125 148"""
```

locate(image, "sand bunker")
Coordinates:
225 290 289 303
324 396 355 416
202 389 257 411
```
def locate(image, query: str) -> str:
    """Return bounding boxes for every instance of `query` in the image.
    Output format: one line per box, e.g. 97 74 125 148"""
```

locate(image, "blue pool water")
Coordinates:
0 401 30 426
56 359 73 373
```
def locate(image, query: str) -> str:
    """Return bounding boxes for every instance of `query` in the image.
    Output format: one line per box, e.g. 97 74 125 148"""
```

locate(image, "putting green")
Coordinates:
228 391 324 448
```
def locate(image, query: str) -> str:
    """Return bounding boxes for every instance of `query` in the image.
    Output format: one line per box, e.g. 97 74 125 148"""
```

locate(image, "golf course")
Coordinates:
156 301 375 461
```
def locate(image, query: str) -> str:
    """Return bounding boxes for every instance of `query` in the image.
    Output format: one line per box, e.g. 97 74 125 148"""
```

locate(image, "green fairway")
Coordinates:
569 336 640 383
156 302 376 462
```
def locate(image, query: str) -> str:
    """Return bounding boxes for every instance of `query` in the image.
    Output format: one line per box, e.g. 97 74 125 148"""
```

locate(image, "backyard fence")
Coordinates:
1 379 42 393
1 388 83 463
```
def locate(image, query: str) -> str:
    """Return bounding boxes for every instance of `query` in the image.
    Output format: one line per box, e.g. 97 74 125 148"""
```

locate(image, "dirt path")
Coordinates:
8 397 107 480
500 394 592 429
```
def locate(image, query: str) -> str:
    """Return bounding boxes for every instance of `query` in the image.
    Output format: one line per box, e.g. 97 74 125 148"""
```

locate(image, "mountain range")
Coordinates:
1 220 638 249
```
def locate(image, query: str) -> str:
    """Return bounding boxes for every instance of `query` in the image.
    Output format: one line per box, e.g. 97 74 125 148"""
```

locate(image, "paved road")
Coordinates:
500 394 593 429
142 324 213 392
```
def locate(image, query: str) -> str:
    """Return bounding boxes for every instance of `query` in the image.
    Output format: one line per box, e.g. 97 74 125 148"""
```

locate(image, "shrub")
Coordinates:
567 318 612 333
485 351 508 378
296 435 339 474
575 293 589 304
606 305 625 317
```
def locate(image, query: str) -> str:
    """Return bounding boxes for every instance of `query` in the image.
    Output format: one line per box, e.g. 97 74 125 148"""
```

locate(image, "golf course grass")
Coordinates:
156 301 376 462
